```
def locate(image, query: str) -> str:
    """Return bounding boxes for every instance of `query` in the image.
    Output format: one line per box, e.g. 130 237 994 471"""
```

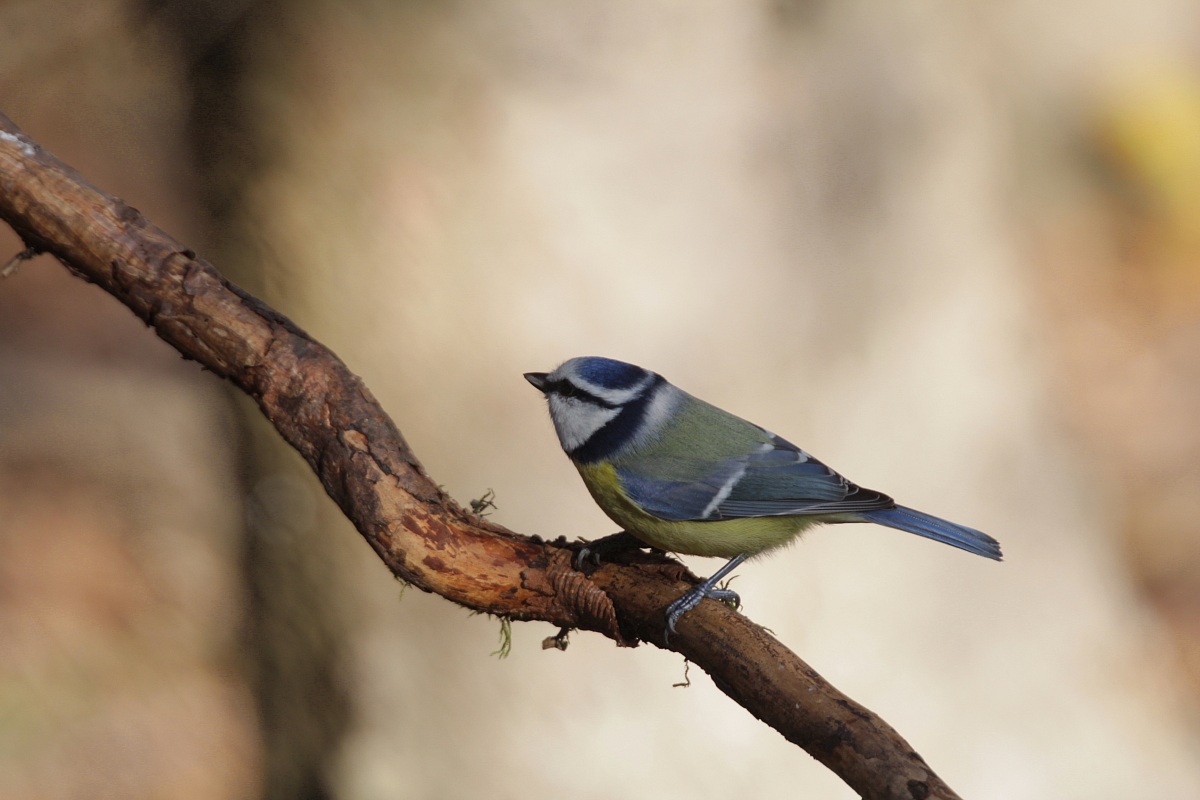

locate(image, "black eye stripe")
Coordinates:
550 379 617 408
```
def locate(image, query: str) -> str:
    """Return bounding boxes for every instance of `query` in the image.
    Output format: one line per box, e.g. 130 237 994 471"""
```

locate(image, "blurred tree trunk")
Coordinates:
149 1 355 797
0 2 265 798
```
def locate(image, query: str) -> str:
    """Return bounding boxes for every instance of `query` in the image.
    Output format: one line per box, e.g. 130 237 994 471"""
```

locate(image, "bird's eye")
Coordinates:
557 382 580 399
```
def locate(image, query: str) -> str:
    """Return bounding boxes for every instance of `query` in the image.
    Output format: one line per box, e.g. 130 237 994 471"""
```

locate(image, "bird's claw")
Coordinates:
572 531 641 572
573 545 601 571
664 585 741 642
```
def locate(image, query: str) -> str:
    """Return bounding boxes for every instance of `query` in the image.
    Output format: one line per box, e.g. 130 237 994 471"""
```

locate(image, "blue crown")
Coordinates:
573 357 650 390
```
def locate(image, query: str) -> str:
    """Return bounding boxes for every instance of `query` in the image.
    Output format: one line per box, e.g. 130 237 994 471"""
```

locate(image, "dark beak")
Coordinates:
524 372 549 392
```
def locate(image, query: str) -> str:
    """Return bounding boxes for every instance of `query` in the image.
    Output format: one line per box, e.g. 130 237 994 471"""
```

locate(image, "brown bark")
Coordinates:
0 111 962 800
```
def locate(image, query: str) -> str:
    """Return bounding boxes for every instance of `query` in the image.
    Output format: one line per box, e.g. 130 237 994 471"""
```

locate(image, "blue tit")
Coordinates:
524 356 1002 638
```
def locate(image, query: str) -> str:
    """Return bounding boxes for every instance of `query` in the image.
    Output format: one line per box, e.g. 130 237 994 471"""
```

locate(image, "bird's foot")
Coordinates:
664 585 742 642
573 531 642 571
663 553 747 643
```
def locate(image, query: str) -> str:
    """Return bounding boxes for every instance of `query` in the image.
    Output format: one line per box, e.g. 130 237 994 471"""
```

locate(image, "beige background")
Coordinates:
3 1 1200 798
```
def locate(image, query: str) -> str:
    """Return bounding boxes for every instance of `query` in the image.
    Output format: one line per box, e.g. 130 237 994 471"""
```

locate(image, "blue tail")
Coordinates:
860 506 1002 561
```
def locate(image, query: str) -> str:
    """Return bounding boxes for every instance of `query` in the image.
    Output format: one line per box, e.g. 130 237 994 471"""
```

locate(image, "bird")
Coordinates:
524 356 1002 639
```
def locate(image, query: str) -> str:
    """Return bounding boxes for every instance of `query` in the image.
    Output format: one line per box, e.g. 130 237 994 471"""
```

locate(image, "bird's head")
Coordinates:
524 356 668 460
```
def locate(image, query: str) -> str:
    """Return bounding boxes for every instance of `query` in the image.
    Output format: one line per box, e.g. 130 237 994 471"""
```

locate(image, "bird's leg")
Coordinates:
664 553 747 641
574 531 644 571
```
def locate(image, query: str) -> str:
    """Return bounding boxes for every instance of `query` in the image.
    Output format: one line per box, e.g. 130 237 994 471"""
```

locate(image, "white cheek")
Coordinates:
548 396 619 452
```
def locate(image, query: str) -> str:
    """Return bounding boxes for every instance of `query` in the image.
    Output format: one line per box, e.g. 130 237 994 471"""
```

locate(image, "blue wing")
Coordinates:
615 433 893 522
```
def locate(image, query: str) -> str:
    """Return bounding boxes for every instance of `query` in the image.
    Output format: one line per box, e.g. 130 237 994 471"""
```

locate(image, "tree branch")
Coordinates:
0 112 962 800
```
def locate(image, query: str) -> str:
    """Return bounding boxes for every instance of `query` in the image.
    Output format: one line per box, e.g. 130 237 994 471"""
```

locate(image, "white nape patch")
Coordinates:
701 463 746 519
547 395 620 452
626 382 683 449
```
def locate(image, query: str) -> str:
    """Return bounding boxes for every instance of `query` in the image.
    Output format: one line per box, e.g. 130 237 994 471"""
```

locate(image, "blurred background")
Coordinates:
2 1 1200 797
